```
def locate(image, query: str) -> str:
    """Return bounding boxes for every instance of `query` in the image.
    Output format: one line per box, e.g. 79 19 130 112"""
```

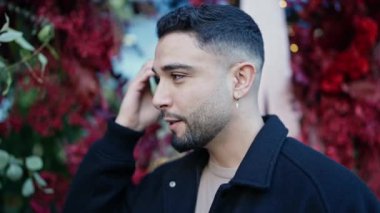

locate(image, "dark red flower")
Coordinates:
65 142 89 175
290 0 380 198
320 72 344 93
30 171 69 213
353 16 378 54
65 118 106 175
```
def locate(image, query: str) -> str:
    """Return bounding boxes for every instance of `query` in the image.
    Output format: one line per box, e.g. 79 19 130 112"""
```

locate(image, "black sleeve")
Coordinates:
63 119 144 213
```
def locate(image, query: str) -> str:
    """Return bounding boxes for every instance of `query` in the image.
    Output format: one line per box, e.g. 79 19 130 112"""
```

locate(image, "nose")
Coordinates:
152 81 172 110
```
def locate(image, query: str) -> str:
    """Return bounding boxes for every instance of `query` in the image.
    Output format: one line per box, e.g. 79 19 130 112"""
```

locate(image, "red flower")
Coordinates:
132 124 161 185
27 103 55 137
320 72 344 93
65 143 89 175
132 168 149 186
290 0 380 198
67 112 87 127
0 113 24 136
65 119 106 175
353 16 378 54
50 6 116 72
190 0 206 6
30 172 69 213
320 49 370 93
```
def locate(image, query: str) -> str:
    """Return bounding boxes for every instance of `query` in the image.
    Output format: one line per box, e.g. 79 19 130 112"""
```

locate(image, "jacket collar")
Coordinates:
230 115 288 189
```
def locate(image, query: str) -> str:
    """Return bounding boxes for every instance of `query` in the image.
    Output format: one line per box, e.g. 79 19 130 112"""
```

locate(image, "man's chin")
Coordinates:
171 136 195 153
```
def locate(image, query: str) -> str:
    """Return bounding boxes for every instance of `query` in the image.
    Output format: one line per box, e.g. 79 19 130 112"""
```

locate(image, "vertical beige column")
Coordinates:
241 0 300 138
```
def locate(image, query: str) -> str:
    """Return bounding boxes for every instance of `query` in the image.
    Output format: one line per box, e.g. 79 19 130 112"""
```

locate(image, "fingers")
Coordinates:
141 60 154 73
122 60 157 109
116 60 158 130
131 60 155 92
137 60 155 79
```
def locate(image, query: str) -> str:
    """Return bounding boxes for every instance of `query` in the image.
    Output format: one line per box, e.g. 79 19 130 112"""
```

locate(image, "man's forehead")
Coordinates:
155 32 199 54
153 33 222 71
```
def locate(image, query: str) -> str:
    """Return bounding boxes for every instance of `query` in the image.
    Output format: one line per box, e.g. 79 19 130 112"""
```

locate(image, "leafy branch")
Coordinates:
0 149 52 197
0 14 56 95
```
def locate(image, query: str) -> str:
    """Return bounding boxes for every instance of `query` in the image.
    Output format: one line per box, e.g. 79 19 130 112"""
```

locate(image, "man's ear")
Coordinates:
231 62 257 100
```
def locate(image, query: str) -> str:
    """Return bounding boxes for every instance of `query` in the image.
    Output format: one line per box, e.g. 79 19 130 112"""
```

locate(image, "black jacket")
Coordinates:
64 115 380 212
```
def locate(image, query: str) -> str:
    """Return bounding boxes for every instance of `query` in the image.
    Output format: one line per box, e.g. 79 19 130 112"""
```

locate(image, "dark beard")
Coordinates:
171 105 230 153
165 81 231 152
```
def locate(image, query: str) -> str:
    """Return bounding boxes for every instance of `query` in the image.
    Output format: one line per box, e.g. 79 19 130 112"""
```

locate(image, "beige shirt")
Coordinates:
195 161 237 213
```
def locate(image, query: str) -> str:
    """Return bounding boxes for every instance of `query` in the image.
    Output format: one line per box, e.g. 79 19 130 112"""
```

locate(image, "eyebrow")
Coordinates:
152 63 194 74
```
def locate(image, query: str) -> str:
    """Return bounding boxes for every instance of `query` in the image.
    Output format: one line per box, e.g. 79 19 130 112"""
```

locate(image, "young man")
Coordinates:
64 5 380 213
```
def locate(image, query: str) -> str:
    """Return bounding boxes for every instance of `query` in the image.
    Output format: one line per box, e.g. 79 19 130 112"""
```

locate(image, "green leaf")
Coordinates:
18 88 38 109
9 156 23 165
22 178 35 197
6 164 23 181
109 0 124 8
0 30 22 42
0 14 9 32
0 149 10 170
47 44 59 59
37 24 53 43
1 68 11 96
25 155 43 171
19 49 36 67
32 143 44 156
19 49 32 58
0 60 5 68
15 36 35 51
44 188 54 194
38 53 47 71
33 172 47 187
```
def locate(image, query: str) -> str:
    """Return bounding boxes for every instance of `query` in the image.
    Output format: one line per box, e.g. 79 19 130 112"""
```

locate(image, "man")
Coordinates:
64 5 380 213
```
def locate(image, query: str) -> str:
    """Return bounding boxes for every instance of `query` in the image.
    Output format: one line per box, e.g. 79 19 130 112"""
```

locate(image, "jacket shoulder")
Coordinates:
280 138 380 212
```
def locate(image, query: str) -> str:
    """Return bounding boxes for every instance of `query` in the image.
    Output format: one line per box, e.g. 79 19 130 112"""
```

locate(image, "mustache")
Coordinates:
160 111 187 122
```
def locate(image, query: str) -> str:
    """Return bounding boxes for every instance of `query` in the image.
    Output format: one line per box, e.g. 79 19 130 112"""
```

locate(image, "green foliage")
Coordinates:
0 14 58 199
37 24 54 44
0 147 50 198
0 15 55 95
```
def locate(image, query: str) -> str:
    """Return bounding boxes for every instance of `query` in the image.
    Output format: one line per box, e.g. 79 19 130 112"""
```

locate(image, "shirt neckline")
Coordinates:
208 160 237 180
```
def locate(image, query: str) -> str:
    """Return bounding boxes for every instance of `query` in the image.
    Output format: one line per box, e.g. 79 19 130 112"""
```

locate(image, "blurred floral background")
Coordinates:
0 0 122 212
0 0 379 212
287 0 380 198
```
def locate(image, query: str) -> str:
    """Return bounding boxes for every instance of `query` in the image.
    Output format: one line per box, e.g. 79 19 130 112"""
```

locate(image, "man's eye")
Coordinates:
171 74 184 81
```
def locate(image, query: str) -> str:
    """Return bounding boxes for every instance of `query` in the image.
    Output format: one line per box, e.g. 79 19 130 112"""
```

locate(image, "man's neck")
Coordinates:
205 112 264 168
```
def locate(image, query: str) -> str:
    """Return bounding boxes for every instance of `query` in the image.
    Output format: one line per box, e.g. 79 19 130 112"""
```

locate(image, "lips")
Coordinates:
164 118 179 123
164 118 182 130
168 120 179 125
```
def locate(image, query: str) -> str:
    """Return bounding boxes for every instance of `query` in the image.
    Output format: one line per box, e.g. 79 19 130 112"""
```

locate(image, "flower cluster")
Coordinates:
0 0 120 212
288 0 380 197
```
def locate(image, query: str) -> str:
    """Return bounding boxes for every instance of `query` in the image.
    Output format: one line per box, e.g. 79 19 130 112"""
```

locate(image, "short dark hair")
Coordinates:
157 4 265 70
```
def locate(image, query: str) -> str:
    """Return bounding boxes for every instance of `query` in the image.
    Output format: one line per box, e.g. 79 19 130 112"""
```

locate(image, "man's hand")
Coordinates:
115 61 160 131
